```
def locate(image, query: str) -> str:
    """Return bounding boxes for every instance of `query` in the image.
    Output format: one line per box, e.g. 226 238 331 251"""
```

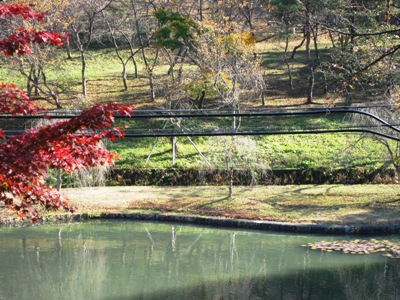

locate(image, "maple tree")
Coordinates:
0 3 134 222
0 3 64 55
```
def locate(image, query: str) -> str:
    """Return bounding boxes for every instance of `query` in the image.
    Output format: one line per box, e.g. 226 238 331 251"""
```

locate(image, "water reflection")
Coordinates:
0 221 399 299
2 228 108 300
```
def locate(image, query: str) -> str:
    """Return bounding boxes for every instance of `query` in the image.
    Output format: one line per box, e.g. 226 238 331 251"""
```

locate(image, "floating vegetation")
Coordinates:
303 239 400 259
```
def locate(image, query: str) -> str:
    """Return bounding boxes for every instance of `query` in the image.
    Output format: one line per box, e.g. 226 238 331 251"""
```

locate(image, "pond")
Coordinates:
0 220 399 299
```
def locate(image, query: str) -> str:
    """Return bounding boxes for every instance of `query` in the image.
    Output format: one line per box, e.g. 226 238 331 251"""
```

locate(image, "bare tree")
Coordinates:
1 0 72 108
206 135 267 197
130 0 159 102
67 0 112 97
270 0 334 103
101 2 141 91
189 27 265 113
14 47 62 108
320 0 400 105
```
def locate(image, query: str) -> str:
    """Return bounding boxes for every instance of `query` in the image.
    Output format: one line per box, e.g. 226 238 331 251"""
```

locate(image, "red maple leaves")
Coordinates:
0 83 43 114
0 28 66 56
0 103 133 222
0 4 45 21
0 4 67 56
0 4 134 222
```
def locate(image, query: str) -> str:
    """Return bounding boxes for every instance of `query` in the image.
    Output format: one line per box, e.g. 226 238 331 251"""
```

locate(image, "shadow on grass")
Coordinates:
335 209 400 225
195 196 231 209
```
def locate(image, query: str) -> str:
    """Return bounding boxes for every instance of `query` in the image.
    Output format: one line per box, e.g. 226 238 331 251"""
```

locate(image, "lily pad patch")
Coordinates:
303 239 400 258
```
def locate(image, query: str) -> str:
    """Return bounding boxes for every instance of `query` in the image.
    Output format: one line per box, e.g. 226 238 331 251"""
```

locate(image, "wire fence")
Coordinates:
1 105 400 140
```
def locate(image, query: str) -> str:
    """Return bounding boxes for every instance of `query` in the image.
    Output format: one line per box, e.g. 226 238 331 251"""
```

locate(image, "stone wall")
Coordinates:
109 167 398 186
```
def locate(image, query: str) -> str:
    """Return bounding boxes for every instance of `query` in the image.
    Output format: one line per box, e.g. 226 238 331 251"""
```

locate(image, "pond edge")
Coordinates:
2 213 400 235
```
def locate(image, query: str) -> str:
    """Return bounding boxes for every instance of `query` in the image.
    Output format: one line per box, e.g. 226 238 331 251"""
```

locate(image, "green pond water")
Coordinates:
0 220 399 299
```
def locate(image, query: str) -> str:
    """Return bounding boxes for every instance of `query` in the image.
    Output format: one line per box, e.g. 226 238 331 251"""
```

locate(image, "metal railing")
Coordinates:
1 105 400 141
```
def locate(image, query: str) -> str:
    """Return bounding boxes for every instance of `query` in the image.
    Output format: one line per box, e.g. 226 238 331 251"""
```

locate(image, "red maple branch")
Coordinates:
0 4 46 21
0 103 134 222
0 4 134 222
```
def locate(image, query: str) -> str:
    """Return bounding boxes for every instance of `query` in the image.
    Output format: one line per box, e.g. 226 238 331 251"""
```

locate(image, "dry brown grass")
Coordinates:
59 184 400 225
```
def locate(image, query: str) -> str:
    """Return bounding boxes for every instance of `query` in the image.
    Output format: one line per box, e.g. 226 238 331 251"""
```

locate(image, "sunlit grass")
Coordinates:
62 184 400 225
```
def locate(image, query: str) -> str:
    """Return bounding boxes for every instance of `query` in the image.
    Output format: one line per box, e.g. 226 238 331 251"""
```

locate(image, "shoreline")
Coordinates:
2 212 400 235
2 184 400 235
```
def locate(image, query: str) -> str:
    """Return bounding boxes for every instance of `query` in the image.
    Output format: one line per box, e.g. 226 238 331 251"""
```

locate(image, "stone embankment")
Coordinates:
110 167 398 186
2 212 400 236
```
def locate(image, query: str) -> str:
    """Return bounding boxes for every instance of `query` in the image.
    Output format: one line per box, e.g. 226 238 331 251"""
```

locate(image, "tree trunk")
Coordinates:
132 2 158 102
307 67 314 104
56 170 62 191
122 64 128 91
40 66 62 108
312 24 327 94
105 19 130 91
166 50 174 81
149 71 156 102
66 39 73 59
199 0 203 21
328 31 336 48
198 90 206 109
284 34 293 91
80 51 87 97
291 36 305 59
345 92 352 107
305 0 313 104
261 91 266 106
132 56 138 79
27 67 34 97
171 136 177 166
228 167 233 198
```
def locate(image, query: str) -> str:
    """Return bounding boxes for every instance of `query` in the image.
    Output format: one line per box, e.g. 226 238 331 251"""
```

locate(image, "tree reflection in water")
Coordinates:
15 228 108 299
0 221 399 299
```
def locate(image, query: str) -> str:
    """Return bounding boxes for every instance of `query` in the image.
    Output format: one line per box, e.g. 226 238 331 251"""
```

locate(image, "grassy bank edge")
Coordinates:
1 184 399 226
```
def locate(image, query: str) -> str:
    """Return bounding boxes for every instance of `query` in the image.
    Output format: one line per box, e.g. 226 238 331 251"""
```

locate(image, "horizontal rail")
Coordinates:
1 106 400 140
121 128 400 141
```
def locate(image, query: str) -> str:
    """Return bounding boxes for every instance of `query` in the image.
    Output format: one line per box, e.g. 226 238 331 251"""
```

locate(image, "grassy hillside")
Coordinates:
0 42 397 172
107 133 391 170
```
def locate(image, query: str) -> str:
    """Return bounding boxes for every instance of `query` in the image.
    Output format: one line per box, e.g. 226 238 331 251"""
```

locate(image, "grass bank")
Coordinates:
57 184 400 226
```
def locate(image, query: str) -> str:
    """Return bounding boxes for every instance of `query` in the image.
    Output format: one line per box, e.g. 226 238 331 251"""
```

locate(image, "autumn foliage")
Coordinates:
0 4 65 56
0 4 134 222
0 3 45 20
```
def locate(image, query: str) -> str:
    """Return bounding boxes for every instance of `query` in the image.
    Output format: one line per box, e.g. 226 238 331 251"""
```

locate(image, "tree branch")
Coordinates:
323 26 400 37
353 43 400 77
